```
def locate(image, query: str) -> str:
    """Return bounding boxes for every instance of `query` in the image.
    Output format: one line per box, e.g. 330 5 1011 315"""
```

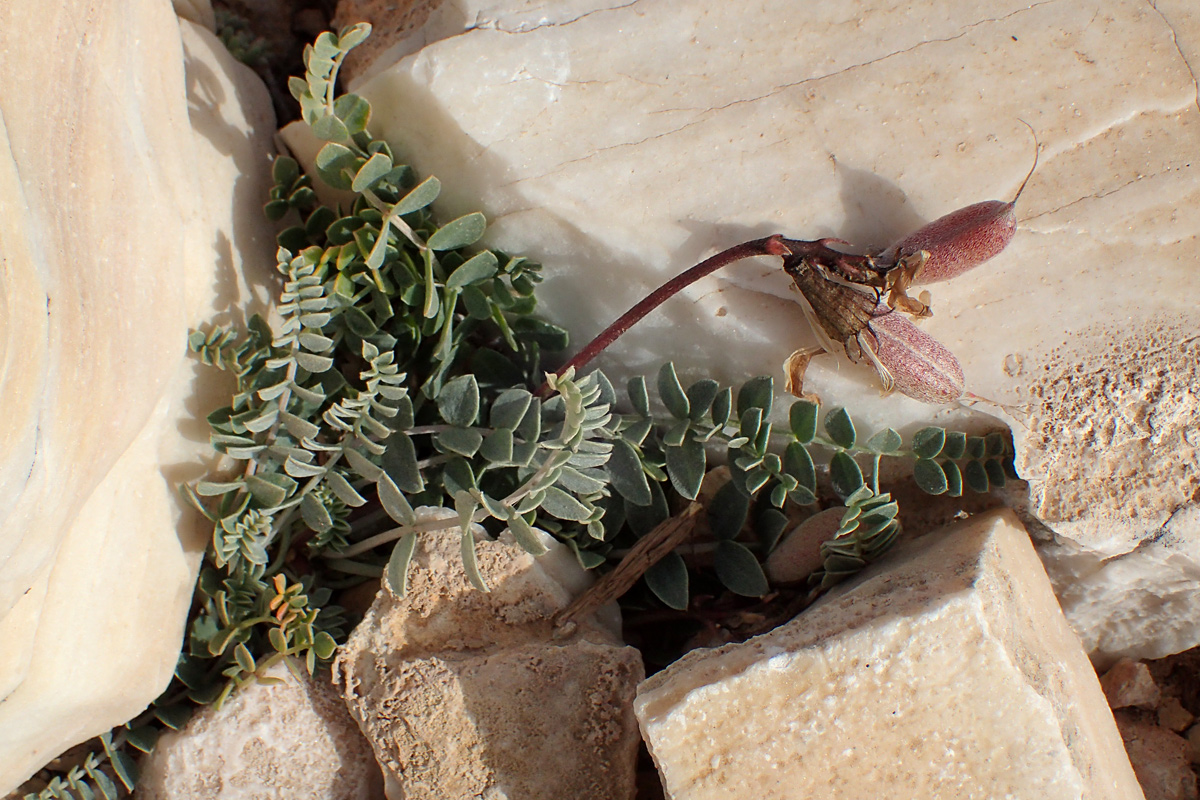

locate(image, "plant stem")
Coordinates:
538 235 789 394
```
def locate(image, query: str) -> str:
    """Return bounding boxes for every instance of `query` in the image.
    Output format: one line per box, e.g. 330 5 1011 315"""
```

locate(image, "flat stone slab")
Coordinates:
635 510 1143 799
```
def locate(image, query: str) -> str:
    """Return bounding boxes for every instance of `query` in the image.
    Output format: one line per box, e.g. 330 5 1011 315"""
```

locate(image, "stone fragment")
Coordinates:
764 507 843 584
286 0 1200 664
335 509 643 799
1116 712 1199 800
0 3 278 793
635 510 1142 799
1160 698 1197 733
136 664 383 800
1187 724 1200 764
1101 658 1163 710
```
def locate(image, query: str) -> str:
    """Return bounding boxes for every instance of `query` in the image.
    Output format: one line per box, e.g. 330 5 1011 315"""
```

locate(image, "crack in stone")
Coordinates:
469 1 642 35
650 0 1061 118
1024 168 1169 220
1148 0 1200 116
506 1 1060 187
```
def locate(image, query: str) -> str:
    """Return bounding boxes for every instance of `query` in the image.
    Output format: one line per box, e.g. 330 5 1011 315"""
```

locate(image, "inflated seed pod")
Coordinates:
861 303 964 404
877 142 1038 285
876 200 1017 285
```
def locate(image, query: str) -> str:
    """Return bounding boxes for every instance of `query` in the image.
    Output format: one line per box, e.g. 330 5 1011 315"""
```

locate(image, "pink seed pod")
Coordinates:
860 303 965 404
877 133 1038 285
877 200 1017 285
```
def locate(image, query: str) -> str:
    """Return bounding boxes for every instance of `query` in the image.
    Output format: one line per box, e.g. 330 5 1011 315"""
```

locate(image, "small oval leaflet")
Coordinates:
394 175 441 216
385 532 418 596
964 459 990 493
829 451 864 499
377 473 416 525
657 362 690 419
665 437 706 500
428 212 487 251
352 151 393 192
911 426 947 460
301 493 334 533
447 250 499 289
943 430 968 459
824 407 856 449
645 552 690 610
685 378 720 421
437 374 480 427
333 92 371 135
715 540 769 597
708 480 750 540
913 458 949 495
941 459 964 496
737 374 774 417
789 399 819 443
865 427 903 454
505 510 549 556
607 438 652 506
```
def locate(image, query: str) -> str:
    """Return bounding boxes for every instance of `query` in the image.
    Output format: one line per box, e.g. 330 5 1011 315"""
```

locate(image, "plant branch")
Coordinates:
553 502 704 635
537 236 790 395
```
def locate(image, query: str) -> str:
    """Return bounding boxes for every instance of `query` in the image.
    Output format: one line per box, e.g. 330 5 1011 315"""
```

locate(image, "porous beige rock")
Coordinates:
287 0 1200 664
136 664 383 800
0 3 277 792
635 510 1143 799
1101 658 1163 710
335 509 642 799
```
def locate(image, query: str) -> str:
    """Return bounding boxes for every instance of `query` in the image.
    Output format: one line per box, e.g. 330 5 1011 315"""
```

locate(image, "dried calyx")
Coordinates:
777 239 966 404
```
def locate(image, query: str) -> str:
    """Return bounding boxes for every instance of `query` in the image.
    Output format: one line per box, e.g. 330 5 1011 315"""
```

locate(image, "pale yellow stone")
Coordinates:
286 0 1200 664
0 3 277 792
635 510 1143 799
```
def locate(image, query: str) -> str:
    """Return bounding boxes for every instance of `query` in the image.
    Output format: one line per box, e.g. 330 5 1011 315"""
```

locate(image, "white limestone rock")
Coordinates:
0 3 277 792
335 509 643 800
635 510 1143 799
136 664 383 800
287 0 1200 663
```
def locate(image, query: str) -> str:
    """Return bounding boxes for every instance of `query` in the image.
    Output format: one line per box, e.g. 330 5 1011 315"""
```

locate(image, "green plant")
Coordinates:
21 23 1015 799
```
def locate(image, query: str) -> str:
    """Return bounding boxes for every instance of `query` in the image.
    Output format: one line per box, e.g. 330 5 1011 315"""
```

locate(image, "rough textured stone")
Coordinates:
1102 658 1163 710
287 0 1200 664
137 664 383 800
635 510 1142 799
0 3 277 792
1116 713 1200 800
335 508 642 799
1160 698 1196 733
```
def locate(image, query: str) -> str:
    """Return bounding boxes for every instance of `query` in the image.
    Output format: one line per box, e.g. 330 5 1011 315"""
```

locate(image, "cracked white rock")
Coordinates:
0 1 277 792
136 663 383 800
635 510 1144 799
285 0 1200 663
334 511 643 799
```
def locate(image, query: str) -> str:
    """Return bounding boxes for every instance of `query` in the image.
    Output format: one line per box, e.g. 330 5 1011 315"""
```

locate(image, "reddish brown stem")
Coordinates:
538 235 789 395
